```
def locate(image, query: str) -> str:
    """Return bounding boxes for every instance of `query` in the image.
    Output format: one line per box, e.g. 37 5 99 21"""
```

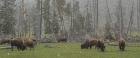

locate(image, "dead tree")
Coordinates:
137 0 140 33
127 1 134 38
40 0 43 39
114 0 124 39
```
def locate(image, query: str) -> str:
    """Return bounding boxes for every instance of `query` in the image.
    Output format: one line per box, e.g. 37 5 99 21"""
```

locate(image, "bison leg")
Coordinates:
119 46 121 51
17 46 21 51
95 44 100 50
101 46 105 52
122 45 125 51
21 46 27 51
11 44 14 51
119 45 123 51
119 44 122 51
122 47 124 51
89 45 91 49
89 45 93 49
11 46 14 51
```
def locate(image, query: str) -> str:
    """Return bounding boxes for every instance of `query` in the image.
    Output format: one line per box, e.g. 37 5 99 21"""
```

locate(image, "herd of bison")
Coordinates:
81 37 125 52
0 37 37 51
0 36 125 52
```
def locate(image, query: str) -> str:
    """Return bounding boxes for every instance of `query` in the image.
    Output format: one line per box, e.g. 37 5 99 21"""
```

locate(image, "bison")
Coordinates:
81 39 98 49
23 38 37 50
95 40 105 52
118 39 125 51
0 38 26 51
11 38 37 51
81 40 90 49
10 38 26 51
0 38 37 51
89 39 98 49
57 37 67 43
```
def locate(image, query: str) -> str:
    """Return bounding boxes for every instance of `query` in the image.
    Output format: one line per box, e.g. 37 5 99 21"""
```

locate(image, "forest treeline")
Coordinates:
0 0 140 42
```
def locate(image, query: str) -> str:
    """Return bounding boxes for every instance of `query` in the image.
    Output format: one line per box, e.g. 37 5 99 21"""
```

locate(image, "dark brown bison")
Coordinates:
81 40 90 49
10 38 26 51
89 39 98 49
81 39 98 49
95 40 105 52
118 39 125 51
57 37 67 43
0 38 26 51
0 38 37 51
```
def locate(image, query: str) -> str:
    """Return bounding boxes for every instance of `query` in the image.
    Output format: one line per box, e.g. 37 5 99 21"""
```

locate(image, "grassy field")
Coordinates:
0 43 140 58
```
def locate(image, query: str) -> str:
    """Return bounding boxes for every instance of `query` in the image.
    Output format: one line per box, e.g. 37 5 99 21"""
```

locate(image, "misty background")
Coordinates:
0 0 140 42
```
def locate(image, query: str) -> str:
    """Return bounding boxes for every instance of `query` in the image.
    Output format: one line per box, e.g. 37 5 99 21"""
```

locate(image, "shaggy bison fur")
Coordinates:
10 38 26 51
0 38 37 51
23 38 37 50
119 39 125 51
81 39 98 49
95 40 105 52
81 39 105 52
81 40 90 49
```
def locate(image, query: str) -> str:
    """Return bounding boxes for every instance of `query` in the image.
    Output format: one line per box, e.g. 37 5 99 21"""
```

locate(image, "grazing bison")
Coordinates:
23 38 37 50
12 38 37 51
118 39 125 51
0 38 26 51
81 39 98 49
57 38 67 43
10 38 26 51
0 38 37 51
81 40 90 49
95 40 105 52
89 39 98 49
